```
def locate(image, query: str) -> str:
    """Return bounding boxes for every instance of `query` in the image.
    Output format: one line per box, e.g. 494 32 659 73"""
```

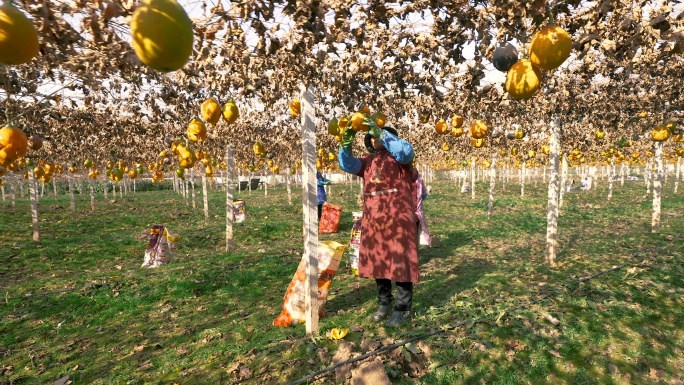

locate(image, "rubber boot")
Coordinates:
385 310 411 327
369 304 392 322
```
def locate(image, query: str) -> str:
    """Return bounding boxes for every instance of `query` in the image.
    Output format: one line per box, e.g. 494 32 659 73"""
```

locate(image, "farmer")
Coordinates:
338 119 419 327
316 170 331 220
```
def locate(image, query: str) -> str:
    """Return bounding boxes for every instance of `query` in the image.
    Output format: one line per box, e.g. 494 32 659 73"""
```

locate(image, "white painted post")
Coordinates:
652 142 664 233
89 180 95 212
558 155 567 209
546 119 561 267
675 158 681 193
646 159 652 194
300 84 319 335
202 173 209 224
11 182 16 209
53 180 57 199
248 171 253 195
68 175 76 219
521 161 526 197
471 156 475 199
608 158 615 201
191 168 196 209
488 155 496 220
40 181 44 197
225 146 235 252
620 162 625 187
28 169 40 242
287 169 293 205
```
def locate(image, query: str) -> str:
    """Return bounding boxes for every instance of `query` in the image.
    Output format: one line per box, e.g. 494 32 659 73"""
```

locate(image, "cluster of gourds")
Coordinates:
493 25 572 100
437 116 489 149
316 149 337 172
327 105 387 141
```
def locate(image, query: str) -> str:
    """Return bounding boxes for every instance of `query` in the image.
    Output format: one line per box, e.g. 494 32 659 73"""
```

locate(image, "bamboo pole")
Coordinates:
545 119 561 267
225 146 235 252
28 169 40 242
652 142 664 233
488 155 496 220
301 84 319 335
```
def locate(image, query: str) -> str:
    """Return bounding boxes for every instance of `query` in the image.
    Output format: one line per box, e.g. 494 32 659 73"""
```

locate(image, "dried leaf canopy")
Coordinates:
1 0 683 170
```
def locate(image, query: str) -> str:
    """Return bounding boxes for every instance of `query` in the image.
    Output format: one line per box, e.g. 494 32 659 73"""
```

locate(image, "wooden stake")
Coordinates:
68 175 76 219
652 142 664 233
225 146 235 252
202 173 209 224
301 84 319 335
28 169 40 242
103 180 108 199
1 185 4 202
53 180 57 199
545 118 561 267
488 155 496 220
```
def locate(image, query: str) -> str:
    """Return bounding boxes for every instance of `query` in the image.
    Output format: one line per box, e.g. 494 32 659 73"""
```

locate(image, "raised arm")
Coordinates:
379 129 414 165
338 128 362 175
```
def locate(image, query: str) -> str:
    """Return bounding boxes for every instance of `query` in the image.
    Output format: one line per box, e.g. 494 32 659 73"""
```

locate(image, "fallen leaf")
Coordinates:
548 349 562 358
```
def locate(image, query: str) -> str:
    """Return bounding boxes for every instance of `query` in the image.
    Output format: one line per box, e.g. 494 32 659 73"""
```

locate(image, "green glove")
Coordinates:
340 127 357 149
364 118 383 138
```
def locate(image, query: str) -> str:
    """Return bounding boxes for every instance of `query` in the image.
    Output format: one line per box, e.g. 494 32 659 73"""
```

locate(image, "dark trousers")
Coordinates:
318 203 323 220
376 278 413 311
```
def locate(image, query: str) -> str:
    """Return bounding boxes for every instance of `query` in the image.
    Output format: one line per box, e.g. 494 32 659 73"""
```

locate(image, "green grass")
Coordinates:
1 175 683 384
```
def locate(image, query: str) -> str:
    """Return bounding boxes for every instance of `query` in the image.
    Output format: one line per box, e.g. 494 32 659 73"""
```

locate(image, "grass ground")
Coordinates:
1 174 683 384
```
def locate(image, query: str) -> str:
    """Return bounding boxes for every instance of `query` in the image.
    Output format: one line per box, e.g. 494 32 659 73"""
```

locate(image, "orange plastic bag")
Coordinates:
319 203 342 234
273 241 345 327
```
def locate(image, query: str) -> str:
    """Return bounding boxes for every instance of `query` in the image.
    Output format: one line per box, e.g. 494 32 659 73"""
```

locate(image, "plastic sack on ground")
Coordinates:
342 211 363 275
319 202 342 233
273 241 346 327
233 199 246 223
141 224 179 268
